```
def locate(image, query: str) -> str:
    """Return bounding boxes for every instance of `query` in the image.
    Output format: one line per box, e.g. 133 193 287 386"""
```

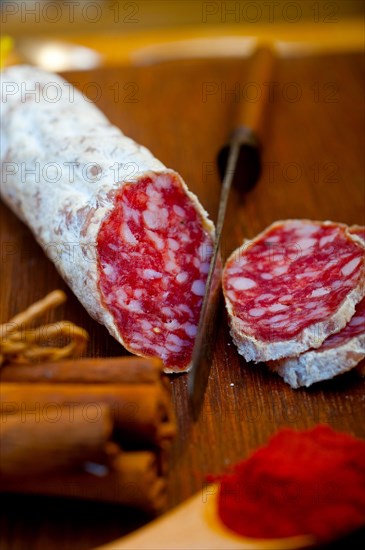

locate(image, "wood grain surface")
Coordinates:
1 53 364 550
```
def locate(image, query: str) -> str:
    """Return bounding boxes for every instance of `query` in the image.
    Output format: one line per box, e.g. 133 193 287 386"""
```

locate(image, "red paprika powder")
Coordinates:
215 425 365 542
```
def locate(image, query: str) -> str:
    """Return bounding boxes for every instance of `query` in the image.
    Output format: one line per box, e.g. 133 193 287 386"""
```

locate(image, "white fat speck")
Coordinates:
269 313 288 322
311 287 330 297
192 280 206 296
324 259 338 269
146 201 160 213
108 243 118 251
143 268 163 280
296 271 320 279
134 289 143 299
126 300 143 313
320 233 336 247
176 272 188 284
166 343 182 352
165 333 185 352
145 184 160 201
167 334 185 346
342 257 361 277
304 270 320 276
162 306 174 317
292 223 318 236
268 303 288 312
178 304 193 316
166 319 180 331
200 262 210 274
103 263 117 282
156 175 170 189
269 319 291 329
129 334 144 346
257 293 275 302
193 258 200 269
231 277 257 290
279 294 292 303
284 321 300 332
184 323 197 337
168 238 179 251
305 302 318 309
261 273 273 280
248 307 266 317
307 307 328 320
121 223 137 245
173 204 185 217
122 203 140 223
167 249 176 261
143 210 159 229
140 319 152 330
272 265 288 276
166 261 177 272
260 249 276 258
146 229 164 250
296 237 317 253
227 264 248 276
115 288 127 306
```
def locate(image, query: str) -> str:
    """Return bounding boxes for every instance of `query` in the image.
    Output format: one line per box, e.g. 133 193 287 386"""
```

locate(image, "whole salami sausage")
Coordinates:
0 66 214 373
223 220 365 363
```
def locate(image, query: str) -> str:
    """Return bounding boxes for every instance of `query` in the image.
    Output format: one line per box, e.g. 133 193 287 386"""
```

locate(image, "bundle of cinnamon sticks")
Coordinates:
0 356 176 514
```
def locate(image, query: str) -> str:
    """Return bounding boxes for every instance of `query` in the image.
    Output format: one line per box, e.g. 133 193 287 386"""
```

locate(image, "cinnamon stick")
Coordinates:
0 356 163 384
1 449 167 513
0 405 112 477
0 382 176 445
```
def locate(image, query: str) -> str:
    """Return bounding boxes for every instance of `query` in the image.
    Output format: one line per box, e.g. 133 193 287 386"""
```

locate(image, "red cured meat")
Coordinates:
223 220 365 362
98 173 213 372
270 225 365 387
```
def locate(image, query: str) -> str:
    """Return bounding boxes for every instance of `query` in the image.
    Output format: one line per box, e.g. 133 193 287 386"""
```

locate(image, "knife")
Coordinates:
188 46 276 416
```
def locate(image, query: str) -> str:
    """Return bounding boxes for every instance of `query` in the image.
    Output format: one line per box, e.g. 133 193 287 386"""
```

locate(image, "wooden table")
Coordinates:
1 52 364 550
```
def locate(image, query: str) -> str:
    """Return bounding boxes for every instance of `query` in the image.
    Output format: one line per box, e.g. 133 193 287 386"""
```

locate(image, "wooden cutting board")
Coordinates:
1 53 364 550
94 484 313 550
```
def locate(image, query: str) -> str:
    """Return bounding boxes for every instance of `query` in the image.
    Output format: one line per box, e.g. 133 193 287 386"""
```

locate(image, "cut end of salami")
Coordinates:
223 220 365 364
97 171 213 372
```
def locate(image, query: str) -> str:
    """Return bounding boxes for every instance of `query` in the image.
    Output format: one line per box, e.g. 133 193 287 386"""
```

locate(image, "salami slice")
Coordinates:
270 297 365 387
223 220 365 363
269 225 365 387
0 66 214 372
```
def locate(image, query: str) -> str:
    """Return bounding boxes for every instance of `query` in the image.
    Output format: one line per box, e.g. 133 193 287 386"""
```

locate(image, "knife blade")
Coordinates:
188 47 275 417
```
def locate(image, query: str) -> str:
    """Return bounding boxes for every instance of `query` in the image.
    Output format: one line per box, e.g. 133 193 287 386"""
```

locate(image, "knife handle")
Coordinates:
217 46 276 193
234 45 276 142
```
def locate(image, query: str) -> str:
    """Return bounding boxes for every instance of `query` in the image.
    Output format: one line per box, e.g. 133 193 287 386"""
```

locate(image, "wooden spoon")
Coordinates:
95 484 313 550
